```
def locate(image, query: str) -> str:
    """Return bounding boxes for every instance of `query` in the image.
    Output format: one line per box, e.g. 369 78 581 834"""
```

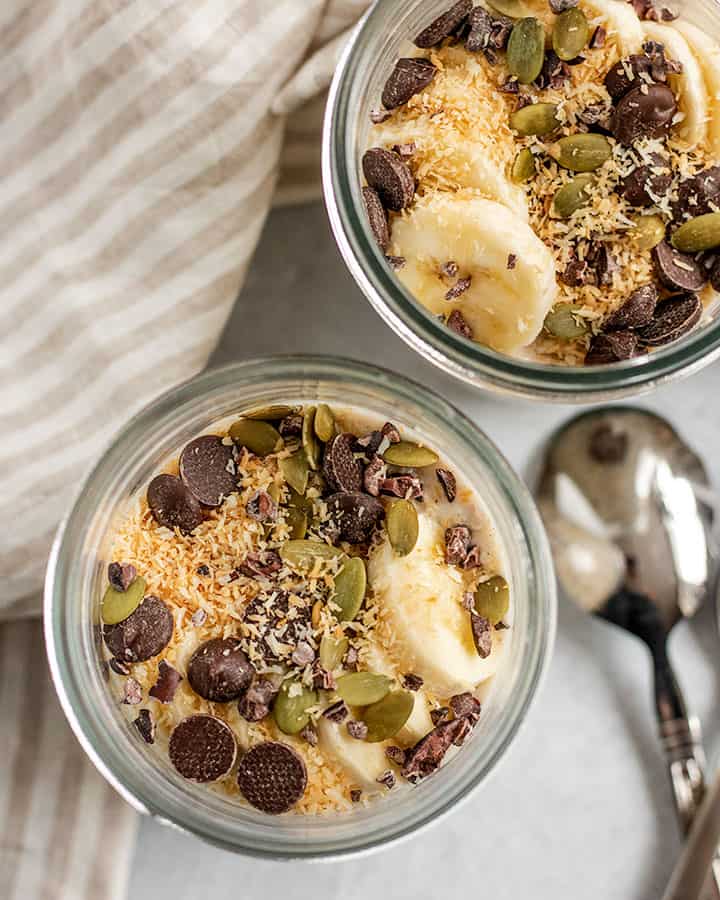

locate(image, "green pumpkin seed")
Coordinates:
507 18 545 84
319 634 349 671
302 406 321 471
551 134 612 172
101 575 146 625
487 0 530 16
510 102 561 137
671 212 720 253
362 690 415 742
511 148 536 184
544 303 590 339
382 440 439 467
552 174 594 218
386 499 419 557
279 450 310 495
229 418 282 456
285 506 308 540
629 214 666 251
273 680 318 735
552 8 589 61
336 672 393 706
474 575 510 626
245 405 297 421
280 540 345 571
287 485 312 510
314 404 335 443
331 556 367 621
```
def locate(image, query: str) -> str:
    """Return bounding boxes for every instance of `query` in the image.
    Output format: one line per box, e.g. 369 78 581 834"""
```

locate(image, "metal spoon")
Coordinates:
534 406 713 835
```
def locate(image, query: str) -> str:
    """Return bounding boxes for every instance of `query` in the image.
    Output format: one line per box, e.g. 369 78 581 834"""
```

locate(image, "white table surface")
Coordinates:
128 201 720 900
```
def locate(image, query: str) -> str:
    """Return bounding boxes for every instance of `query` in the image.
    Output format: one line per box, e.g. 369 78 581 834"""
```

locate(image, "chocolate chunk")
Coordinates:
450 692 482 723
402 673 424 691
414 0 472 48
238 677 279 722
381 475 424 500
386 746 408 766
108 562 137 593
121 677 143 705
354 429 384 457
326 492 384 543
604 54 655 99
470 612 493 658
148 660 182 703
347 720 369 740
191 608 207 626
585 330 640 365
187 637 254 702
430 706 451 726
246 490 277 522
109 657 130 676
169 715 237 783
612 84 676 146
402 718 469 782
605 283 658 330
241 591 311 664
386 254 406 269
179 435 237 508
589 25 606 48
299 724 318 747
323 700 349 723
446 309 473 339
362 148 415 212
376 770 396 789
652 241 707 292
238 550 282 578
535 51 571 91
133 709 155 744
638 292 702 346
279 413 303 438
362 186 390 252
147 474 205 534
445 276 471 301
444 524 472 566
588 424 629 464
673 166 720 221
237 742 307 814
103 595 173 663
549 0 578 10
291 640 315 667
436 467 457 502
620 154 672 207
588 243 618 287
381 57 437 110
323 433 363 493
363 456 387 497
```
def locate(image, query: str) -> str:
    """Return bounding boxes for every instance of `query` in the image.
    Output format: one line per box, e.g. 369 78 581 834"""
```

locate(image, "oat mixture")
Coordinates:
362 0 720 365
101 403 510 815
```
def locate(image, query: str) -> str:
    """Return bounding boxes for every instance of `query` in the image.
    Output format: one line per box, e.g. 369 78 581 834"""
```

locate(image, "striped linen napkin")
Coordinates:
0 2 369 897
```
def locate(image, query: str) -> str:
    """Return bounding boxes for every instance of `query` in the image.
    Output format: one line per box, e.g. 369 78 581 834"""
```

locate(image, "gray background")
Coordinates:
129 202 720 899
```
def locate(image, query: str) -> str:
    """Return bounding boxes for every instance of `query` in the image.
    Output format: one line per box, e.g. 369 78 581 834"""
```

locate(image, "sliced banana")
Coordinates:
584 0 645 55
675 20 720 157
642 21 708 147
316 718 390 790
389 192 557 352
368 512 506 697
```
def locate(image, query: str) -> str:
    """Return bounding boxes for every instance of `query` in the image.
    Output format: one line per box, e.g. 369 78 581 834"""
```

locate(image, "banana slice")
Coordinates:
675 20 720 157
584 0 645 55
642 22 708 147
316 718 390 790
390 192 557 352
368 512 506 697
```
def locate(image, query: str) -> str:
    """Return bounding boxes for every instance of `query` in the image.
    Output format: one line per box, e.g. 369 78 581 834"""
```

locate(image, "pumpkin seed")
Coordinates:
245 405 297 421
551 134 612 172
101 575 146 625
552 174 594 218
474 575 510 626
336 672 393 706
629 214 666 251
671 212 720 253
511 148 536 184
487 0 530 16
279 450 310 495
544 303 590 339
552 8 589 61
386 499 419 556
229 418 282 456
287 485 312 511
302 406 321 470
285 506 308 540
314 404 335 443
507 18 545 84
382 440 439 467
510 102 561 136
319 634 349 671
331 556 367 621
280 540 345 571
362 690 415 742
273 680 318 735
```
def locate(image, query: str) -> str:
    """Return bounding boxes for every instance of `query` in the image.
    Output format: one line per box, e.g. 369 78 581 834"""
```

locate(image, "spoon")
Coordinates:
534 406 713 835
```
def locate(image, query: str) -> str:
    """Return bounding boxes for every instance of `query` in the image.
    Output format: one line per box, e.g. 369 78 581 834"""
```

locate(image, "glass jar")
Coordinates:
44 356 556 858
322 0 720 401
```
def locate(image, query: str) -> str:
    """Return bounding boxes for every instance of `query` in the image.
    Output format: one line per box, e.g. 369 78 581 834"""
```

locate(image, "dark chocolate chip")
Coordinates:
246 490 277 522
414 0 472 48
179 435 237 508
326 492 385 543
149 660 182 703
461 591 475 611
376 770 396 789
450 692 482 722
363 456 387 497
133 709 155 744
402 718 469 782
323 700 349 723
169 715 237 783
588 424 629 464
445 276 471 301
440 259 458 278
605 283 658 329
498 77 520 94
402 673 424 691
589 25 607 47
652 241 707 292
323 433 364 493
347 720 369 740
436 468 457 502
108 562 137 593
237 741 307 814
147 474 205 534
381 475 424 500
362 148 415 212
466 5 493 52
585 330 640 365
103 596 174 663
638 292 702 346
121 677 143 705
673 166 720 221
362 186 390 252
381 57 437 110
549 0 578 10
611 84 676 146
446 309 473 339
620 153 672 207
604 54 655 99
444 524 472 566
187 638 254 702
470 612 492 658
238 677 279 722
393 142 416 159
109 657 130 676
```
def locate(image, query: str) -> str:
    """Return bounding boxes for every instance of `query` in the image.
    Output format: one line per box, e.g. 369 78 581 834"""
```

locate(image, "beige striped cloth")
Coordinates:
0 1 369 896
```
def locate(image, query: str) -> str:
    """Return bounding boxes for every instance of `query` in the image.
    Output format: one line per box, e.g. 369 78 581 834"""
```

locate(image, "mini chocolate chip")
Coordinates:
589 25 606 47
381 475 424 500
436 467 457 502
347 720 369 740
632 0 677 20
237 742 307 814
149 660 182 703
169 715 237 783
605 283 658 330
402 673 424 691
638 292 702 346
299 724 318 747
386 746 408 766
444 276 471 301
402 718 469 782
430 706 451 726
246 490 277 522
362 148 415 212
362 186 390 252
652 241 707 292
445 524 472 566
446 309 473 339
381 57 437 110
376 770 396 789
179 435 237 507
620 154 672 207
108 562 137 592
363 456 387 497
612 84 676 146
441 260 459 278
325 492 385 543
109 658 130 676
323 433 364 493
450 692 482 721
470 612 493 658
133 709 155 744
103 596 174 663
323 700 349 723
238 677 279 722
414 0 473 48
188 638 255 702
585 330 640 365
588 424 629 464
121 677 143 705
147 474 204 534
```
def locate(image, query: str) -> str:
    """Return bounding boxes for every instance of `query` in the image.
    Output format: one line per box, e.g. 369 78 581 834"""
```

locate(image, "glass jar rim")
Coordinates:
322 0 720 401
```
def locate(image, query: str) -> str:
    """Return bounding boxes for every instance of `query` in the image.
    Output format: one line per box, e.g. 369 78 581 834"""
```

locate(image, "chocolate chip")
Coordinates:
350 789 363 803
362 148 415 212
605 283 658 330
121 677 143 705
237 741 307 814
445 524 472 566
638 292 702 346
604 54 655 99
386 746 407 766
133 709 155 744
347 720 369 740
299 724 318 746
246 490 277 522
147 474 205 534
108 562 137 592
549 0 578 10
238 550 282 579
652 241 707 292
323 433 363 493
376 770 396 789
323 700 349 723
179 436 237 508
450 692 482 722
109 658 130 676
363 456 387 496
673 166 720 222
470 612 492 658
585 330 640 365
238 677 279 722
169 715 237 783
436 467 457 502
381 57 437 110
445 276 471 301
589 25 606 47
291 640 315 667
362 186 390 252
326 492 384 543
414 0 472 48
588 424 629 464
430 706 451 726
402 673 424 691
402 718 469 782
446 309 473 339
612 84 676 146
381 475 424 501
535 51 571 91
386 254 406 269
620 154 672 207
104 596 173 663
187 638 254 702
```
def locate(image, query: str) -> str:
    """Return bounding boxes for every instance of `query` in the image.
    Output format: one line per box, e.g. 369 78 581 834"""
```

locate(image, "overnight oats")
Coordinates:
99 403 511 815
360 0 720 365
